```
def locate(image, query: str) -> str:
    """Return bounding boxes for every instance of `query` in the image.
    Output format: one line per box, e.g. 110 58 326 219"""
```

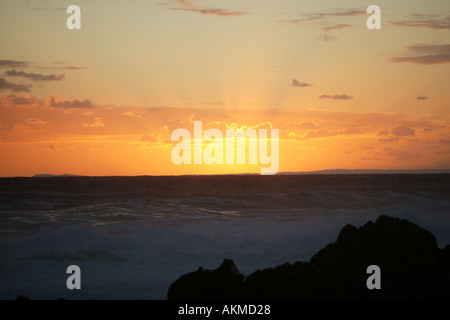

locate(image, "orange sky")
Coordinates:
0 0 449 176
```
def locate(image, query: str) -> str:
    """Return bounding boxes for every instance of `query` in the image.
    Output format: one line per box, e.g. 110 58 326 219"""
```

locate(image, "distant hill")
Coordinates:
279 169 450 175
31 174 85 178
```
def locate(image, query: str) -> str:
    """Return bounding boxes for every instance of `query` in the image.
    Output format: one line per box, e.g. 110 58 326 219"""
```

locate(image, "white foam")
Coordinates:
1 207 449 300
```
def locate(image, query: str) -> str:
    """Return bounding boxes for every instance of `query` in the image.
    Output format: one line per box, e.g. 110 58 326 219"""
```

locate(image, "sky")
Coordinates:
0 0 449 176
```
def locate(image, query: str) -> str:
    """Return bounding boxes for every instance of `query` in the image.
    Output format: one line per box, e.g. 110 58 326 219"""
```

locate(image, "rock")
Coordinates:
167 215 450 300
167 259 244 300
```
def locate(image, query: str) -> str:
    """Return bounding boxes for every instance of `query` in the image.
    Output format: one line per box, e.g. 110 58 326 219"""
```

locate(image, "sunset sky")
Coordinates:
0 0 449 176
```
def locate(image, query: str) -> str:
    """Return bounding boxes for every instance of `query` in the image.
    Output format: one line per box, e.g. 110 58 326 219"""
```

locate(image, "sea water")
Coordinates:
1 174 449 299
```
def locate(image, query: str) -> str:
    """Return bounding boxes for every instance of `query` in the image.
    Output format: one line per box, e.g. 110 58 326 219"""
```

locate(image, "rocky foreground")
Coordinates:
167 215 450 299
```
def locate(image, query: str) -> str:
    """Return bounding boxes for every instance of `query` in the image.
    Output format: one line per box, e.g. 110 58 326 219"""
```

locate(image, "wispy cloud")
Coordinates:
378 136 399 143
391 44 450 64
27 118 47 125
391 14 450 30
0 60 29 68
0 94 40 108
278 9 364 24
383 147 422 160
45 96 94 109
4 69 65 82
318 34 337 42
0 77 31 93
322 24 352 31
123 111 146 118
319 94 354 100
83 118 105 127
166 0 248 17
417 96 429 100
292 79 313 87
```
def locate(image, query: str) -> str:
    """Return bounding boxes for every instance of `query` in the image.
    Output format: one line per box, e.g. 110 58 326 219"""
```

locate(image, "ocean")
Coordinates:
0 174 449 300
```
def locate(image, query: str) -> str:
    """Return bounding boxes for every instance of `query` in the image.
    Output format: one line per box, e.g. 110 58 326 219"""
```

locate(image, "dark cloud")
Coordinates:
384 149 422 161
438 139 450 145
54 66 86 70
0 94 40 108
279 9 364 23
0 77 31 92
0 60 29 68
46 96 94 109
417 96 428 100
322 24 352 31
391 125 415 137
4 69 65 82
168 0 248 16
292 79 313 87
391 14 450 30
172 8 248 16
26 118 47 125
377 130 390 136
378 136 399 143
391 44 450 64
319 94 353 100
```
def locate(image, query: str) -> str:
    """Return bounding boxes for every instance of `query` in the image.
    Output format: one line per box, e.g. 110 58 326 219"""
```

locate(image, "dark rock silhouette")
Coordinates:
168 215 450 299
167 259 244 300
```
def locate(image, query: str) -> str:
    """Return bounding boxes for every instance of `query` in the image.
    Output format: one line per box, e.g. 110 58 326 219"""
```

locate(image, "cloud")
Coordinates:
173 8 248 16
391 125 415 137
48 65 86 70
319 94 354 100
279 9 365 23
48 61 87 70
318 34 337 42
123 111 146 118
0 94 40 108
438 139 450 145
45 96 94 109
340 127 363 135
167 0 248 17
83 118 105 127
378 136 399 143
27 118 47 125
0 77 31 92
322 24 352 31
4 69 65 82
292 79 313 87
391 44 450 64
391 14 450 30
0 60 29 68
141 133 161 143
297 121 319 129
302 127 363 140
417 96 428 100
377 130 390 136
304 129 333 139
384 149 422 161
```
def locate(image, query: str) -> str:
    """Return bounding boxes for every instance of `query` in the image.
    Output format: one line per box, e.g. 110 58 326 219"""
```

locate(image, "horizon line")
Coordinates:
2 168 450 178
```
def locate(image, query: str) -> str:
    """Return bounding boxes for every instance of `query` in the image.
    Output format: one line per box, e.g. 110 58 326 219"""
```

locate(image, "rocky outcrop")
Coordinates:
167 259 244 300
168 215 450 299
